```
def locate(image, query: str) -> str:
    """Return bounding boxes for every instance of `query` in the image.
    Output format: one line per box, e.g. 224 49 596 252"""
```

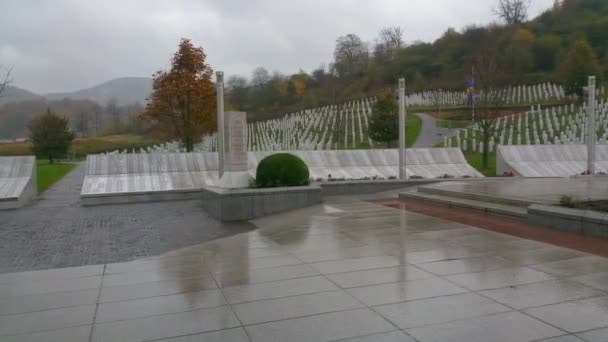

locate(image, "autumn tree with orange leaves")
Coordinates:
142 39 216 151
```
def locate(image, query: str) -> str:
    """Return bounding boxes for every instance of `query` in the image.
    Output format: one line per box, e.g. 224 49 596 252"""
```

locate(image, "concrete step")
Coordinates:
417 186 531 208
399 191 528 218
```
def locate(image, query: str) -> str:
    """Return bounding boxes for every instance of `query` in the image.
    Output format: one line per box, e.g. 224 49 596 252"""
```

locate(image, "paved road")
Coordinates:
413 113 461 148
0 163 254 273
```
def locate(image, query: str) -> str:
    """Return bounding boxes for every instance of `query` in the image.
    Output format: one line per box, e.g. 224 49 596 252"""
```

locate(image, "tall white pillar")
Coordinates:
216 71 225 178
587 75 596 174
398 78 406 180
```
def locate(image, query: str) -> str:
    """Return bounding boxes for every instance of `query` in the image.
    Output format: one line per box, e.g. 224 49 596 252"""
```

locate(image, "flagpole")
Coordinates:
471 65 475 122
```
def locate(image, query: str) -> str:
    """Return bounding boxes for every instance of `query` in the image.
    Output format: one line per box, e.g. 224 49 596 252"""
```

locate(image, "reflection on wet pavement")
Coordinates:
1 201 607 341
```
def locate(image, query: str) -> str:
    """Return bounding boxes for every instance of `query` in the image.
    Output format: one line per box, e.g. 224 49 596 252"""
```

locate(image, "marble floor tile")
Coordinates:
232 290 363 325
497 247 587 266
0 325 92 342
0 288 99 315
205 254 303 274
529 256 608 277
333 330 417 342
525 296 608 333
102 269 215 288
245 308 395 342
99 275 218 303
0 265 103 283
0 304 95 336
406 311 563 342
95 289 226 323
152 327 251 342
375 292 510 329
575 327 608 342
570 272 608 291
0 275 102 298
446 267 555 291
91 306 240 342
346 277 467 306
326 265 433 289
310 256 401 275
403 248 488 264
222 276 338 304
480 280 606 309
536 336 587 342
213 264 320 288
415 256 515 276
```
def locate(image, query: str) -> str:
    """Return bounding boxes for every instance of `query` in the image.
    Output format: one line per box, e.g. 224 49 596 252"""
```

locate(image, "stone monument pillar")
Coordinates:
587 75 596 174
216 71 225 178
218 111 250 188
398 78 406 180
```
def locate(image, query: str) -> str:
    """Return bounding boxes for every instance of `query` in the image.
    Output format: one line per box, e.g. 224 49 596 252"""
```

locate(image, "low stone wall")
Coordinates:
201 185 323 222
0 156 37 210
527 204 608 238
497 145 608 177
81 190 203 206
319 177 493 197
320 179 436 196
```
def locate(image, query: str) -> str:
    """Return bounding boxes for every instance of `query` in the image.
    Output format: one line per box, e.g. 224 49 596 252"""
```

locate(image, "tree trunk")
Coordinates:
482 134 490 170
184 136 193 152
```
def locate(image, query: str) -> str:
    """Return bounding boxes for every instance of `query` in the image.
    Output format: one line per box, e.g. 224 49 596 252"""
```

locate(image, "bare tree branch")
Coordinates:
374 27 404 63
493 0 531 25
333 34 369 78
470 32 509 170
0 65 13 98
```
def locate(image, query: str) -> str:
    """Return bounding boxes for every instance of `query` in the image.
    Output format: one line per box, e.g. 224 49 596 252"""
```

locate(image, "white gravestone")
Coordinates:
219 111 250 188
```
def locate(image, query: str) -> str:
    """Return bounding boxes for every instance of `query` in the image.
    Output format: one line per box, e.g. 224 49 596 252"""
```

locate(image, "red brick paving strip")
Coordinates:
373 198 608 258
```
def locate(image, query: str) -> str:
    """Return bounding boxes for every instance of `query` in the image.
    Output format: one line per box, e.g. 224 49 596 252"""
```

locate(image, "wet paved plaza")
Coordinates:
1 197 608 341
421 177 608 205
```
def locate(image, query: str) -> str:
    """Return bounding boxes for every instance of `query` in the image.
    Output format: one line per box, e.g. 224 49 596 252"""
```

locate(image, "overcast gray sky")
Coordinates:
1 0 554 93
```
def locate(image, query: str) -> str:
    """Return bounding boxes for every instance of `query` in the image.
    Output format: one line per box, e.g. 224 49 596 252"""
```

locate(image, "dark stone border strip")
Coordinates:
527 204 608 238
201 185 323 221
376 198 608 257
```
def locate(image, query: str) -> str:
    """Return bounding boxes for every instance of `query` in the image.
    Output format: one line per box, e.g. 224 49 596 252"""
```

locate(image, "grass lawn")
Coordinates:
406 113 422 147
36 160 77 194
464 152 496 177
427 111 473 121
0 134 161 159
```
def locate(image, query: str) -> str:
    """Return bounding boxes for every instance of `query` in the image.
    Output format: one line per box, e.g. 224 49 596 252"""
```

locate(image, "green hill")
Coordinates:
229 0 608 120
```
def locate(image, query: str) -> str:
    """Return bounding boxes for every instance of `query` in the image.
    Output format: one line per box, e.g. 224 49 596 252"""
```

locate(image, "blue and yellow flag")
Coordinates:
466 77 474 106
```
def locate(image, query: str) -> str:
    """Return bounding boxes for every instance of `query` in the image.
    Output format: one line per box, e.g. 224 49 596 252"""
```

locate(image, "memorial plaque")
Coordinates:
224 111 248 172
218 111 250 188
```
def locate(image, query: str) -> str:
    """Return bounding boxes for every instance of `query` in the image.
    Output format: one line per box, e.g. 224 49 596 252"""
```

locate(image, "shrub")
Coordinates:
255 153 310 188
559 195 575 208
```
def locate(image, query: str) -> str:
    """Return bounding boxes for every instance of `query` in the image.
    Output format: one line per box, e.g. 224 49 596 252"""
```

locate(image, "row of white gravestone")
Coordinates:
446 99 608 153
107 84 595 155
138 97 376 153
405 83 568 107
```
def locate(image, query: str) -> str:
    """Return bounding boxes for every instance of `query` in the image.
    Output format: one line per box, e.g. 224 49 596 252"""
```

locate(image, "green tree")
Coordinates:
559 40 602 95
29 109 75 163
226 75 249 110
502 28 535 82
368 94 398 147
533 35 561 71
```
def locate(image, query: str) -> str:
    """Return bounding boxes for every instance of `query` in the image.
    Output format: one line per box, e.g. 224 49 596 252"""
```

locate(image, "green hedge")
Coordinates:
256 153 310 187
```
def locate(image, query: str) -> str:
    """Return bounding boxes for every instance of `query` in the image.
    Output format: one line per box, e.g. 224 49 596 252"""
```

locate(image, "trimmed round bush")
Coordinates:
255 153 310 187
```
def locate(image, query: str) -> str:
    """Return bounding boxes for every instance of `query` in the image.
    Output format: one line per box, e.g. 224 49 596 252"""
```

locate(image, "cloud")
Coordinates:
0 0 554 93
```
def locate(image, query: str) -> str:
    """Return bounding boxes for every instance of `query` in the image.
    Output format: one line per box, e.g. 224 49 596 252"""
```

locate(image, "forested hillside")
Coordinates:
228 0 608 120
